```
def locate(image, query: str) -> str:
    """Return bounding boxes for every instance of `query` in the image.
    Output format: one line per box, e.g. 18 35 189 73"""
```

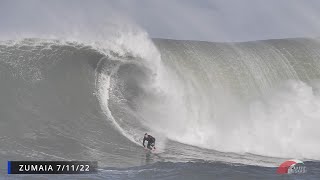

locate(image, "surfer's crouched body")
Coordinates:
143 133 156 150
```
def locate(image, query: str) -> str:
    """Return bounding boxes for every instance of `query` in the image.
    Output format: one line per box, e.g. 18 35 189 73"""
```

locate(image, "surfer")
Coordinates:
142 133 156 150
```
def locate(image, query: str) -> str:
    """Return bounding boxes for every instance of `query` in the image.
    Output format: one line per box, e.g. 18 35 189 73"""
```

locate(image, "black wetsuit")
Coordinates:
143 135 156 150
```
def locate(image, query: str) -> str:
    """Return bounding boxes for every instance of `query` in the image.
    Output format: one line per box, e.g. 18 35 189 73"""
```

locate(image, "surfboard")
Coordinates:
144 147 156 153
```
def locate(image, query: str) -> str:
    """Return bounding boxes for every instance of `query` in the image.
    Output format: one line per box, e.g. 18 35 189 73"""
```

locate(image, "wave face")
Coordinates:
0 39 146 168
0 37 320 173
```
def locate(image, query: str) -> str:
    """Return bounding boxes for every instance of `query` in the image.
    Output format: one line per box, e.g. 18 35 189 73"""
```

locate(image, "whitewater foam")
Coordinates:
148 39 320 160
95 37 320 160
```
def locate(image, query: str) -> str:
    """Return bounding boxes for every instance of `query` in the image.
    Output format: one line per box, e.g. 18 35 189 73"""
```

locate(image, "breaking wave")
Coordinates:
1 30 320 169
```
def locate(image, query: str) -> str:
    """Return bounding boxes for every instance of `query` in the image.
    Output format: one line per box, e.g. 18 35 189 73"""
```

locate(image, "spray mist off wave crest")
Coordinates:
147 38 320 160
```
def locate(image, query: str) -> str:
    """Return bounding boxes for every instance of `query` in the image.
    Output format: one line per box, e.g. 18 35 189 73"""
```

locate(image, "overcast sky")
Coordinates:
1 0 320 42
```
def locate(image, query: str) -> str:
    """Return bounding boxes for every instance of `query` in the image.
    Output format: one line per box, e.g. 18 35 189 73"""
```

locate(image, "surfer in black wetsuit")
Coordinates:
143 133 156 150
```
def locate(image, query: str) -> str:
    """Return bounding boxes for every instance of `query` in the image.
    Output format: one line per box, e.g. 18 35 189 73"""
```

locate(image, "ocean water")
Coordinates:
0 36 320 179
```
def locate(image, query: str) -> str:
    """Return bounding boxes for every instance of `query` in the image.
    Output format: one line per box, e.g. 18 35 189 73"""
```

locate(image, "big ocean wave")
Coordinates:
0 29 320 170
